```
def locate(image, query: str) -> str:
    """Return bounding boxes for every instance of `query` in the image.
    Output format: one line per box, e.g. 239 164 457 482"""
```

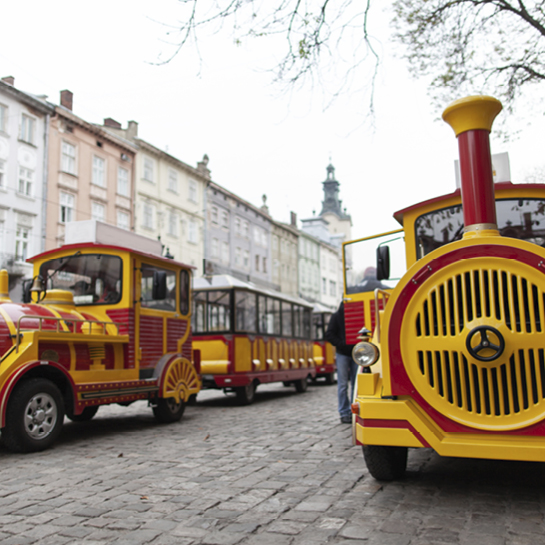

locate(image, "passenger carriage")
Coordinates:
192 275 316 404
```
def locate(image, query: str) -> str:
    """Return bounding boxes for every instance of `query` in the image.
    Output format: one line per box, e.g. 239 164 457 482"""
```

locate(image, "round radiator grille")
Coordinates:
401 256 545 431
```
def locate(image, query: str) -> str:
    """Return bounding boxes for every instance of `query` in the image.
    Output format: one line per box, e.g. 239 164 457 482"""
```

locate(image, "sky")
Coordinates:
2 0 545 241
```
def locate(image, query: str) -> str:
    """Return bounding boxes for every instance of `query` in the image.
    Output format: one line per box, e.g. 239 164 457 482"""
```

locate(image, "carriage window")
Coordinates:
313 313 324 340
180 269 190 315
193 292 206 332
207 291 231 331
235 290 256 333
281 302 293 337
302 308 312 339
39 253 122 306
293 305 301 338
257 295 267 334
268 298 281 335
141 264 176 311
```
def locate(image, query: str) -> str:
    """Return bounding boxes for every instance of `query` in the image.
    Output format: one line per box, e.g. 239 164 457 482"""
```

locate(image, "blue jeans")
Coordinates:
336 353 358 418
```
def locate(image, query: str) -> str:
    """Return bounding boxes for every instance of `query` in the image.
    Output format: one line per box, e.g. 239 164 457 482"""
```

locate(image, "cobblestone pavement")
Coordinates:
0 381 544 545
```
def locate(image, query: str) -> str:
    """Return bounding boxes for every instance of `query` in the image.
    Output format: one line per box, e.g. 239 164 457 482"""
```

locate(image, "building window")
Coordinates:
92 156 106 187
243 249 249 269
235 217 241 236
211 237 219 258
0 159 5 189
273 236 278 251
322 278 327 294
143 202 154 229
168 210 178 236
235 247 242 266
189 179 198 202
329 280 336 296
61 141 76 175
0 104 6 132
92 202 105 222
117 210 130 230
254 227 260 245
59 192 75 223
221 210 229 228
255 254 260 272
263 257 267 273
117 166 129 196
168 169 178 192
15 226 30 262
243 220 249 238
188 219 198 243
221 241 229 264
20 114 34 144
18 167 33 196
143 157 154 182
211 206 218 224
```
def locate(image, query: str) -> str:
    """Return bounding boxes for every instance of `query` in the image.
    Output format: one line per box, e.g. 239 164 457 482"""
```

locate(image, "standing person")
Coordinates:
325 301 358 424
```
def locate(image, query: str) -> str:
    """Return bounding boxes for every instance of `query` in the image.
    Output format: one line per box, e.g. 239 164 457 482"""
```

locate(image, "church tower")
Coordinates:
318 163 352 243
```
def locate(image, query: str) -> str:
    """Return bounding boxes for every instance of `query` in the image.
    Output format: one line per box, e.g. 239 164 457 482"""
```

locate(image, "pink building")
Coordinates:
45 90 137 250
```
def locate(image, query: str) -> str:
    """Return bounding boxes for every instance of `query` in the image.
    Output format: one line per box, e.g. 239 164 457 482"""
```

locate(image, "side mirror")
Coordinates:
376 246 390 280
152 270 167 300
22 278 32 303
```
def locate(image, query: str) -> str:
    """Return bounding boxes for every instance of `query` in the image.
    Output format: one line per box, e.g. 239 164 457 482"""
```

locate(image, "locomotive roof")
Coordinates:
28 242 196 270
393 182 545 226
193 274 313 308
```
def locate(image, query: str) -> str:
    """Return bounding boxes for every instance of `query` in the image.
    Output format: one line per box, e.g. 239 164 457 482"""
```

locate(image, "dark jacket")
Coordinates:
325 302 356 357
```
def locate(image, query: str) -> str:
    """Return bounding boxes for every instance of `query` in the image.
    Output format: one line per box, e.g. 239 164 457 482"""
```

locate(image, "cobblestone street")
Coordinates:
0 382 544 545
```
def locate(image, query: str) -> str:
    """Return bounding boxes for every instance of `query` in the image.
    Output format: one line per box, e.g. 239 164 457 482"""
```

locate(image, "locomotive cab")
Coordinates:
0 221 200 453
346 96 545 480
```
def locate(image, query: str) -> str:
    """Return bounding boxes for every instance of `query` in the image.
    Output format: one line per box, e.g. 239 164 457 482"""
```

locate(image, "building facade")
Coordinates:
102 120 209 273
0 76 54 297
45 90 137 250
205 183 277 290
271 213 299 296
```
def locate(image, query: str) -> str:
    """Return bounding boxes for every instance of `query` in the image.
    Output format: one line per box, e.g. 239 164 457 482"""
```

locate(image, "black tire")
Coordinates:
282 381 291 387
3 378 65 453
324 373 335 385
153 397 186 423
362 445 408 481
187 394 197 406
235 381 256 405
294 377 309 393
66 406 99 422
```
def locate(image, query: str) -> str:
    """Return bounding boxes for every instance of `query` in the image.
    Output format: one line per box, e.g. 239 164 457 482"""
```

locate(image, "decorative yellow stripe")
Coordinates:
0 306 16 335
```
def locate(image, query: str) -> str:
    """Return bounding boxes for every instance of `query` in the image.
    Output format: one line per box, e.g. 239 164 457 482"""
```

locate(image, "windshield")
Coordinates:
39 254 122 305
415 198 545 259
344 231 406 294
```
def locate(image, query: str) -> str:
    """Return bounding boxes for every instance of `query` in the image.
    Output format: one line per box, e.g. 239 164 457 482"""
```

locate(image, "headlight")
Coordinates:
352 341 379 367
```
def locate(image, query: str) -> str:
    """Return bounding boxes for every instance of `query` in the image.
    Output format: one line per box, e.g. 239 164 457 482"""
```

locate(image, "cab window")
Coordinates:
141 264 176 311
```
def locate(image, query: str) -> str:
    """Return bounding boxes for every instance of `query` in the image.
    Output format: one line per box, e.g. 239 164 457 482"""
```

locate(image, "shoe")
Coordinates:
340 416 352 424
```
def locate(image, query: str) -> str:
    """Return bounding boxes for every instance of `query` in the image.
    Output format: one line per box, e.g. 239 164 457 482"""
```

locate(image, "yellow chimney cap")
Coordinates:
442 95 503 137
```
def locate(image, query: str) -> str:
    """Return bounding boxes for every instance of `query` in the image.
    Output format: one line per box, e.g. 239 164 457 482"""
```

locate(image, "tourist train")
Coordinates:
345 95 545 480
0 221 200 452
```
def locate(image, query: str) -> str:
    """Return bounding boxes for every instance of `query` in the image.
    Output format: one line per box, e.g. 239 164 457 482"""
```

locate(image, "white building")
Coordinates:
0 76 54 298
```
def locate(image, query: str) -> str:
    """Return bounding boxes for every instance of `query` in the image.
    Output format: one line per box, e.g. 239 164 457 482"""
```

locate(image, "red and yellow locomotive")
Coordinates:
0 221 200 452
345 96 545 479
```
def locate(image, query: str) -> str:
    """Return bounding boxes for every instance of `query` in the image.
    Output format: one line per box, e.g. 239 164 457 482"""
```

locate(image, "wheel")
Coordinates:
66 406 99 422
161 357 200 405
2 378 65 453
153 397 186 423
324 373 335 385
235 381 256 405
282 381 291 387
294 377 308 393
362 445 408 481
187 394 197 406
